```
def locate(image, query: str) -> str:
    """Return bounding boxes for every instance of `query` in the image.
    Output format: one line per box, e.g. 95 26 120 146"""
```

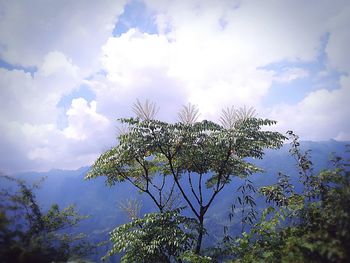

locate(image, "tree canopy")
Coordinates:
86 101 286 260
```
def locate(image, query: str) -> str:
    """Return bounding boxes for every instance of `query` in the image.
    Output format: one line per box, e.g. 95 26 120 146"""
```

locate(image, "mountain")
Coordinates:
10 167 153 262
8 140 349 261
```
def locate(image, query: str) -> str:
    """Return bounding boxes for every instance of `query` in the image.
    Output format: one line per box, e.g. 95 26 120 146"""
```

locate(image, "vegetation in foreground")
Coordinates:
1 101 349 263
0 175 94 262
222 132 350 263
87 101 350 262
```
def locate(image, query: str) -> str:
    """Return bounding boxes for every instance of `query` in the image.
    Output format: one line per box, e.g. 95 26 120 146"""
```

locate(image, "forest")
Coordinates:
1 102 349 263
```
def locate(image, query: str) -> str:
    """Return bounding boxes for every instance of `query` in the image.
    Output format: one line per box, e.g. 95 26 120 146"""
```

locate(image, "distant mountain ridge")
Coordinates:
9 140 349 261
13 140 349 227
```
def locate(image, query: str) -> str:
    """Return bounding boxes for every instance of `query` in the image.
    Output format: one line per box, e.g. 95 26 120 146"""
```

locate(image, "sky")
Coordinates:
0 0 349 173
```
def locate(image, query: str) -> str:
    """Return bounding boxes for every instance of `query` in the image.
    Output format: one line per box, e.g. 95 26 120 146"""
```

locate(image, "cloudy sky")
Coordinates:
0 0 349 173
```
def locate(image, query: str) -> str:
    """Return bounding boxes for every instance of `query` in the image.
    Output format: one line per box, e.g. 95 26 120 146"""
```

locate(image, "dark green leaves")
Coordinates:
0 175 93 262
227 141 350 263
86 107 286 258
105 208 198 262
87 117 285 188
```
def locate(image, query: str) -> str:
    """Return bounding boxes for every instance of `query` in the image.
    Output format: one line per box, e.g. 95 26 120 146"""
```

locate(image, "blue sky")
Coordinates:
113 0 158 36
262 34 342 106
0 58 37 76
0 0 349 173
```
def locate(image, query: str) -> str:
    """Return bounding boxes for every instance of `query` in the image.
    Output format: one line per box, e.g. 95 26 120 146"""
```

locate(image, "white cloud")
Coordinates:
335 131 350 141
325 4 350 73
63 98 110 140
1 0 350 173
0 51 80 125
0 50 112 172
273 68 309 83
40 51 79 78
96 0 348 119
0 0 126 73
0 0 126 172
0 97 113 173
147 0 343 63
268 75 350 140
101 29 171 85
97 10 279 118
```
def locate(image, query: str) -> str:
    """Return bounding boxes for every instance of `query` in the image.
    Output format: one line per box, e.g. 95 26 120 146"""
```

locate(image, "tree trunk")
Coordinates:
195 212 205 254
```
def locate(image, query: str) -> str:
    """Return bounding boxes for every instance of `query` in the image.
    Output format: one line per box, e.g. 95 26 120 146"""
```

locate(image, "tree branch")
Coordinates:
188 172 201 205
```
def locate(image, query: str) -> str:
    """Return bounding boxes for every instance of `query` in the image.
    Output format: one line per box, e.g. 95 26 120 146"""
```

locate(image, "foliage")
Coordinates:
86 100 285 258
229 178 257 233
179 250 212 263
104 208 198 263
0 175 93 263
226 132 350 263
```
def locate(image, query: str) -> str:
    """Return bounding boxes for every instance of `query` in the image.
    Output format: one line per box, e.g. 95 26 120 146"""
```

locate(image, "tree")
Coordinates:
0 175 93 263
86 100 285 259
105 208 198 262
226 132 350 263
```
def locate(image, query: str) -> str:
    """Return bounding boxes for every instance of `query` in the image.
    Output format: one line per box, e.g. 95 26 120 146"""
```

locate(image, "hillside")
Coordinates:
10 140 349 261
